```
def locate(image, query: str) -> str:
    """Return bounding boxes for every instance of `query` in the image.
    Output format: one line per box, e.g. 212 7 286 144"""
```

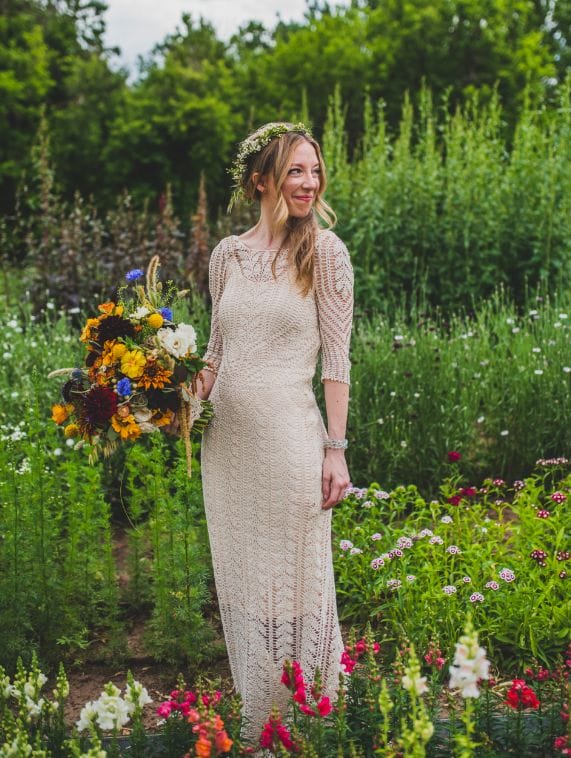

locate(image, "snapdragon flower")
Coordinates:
448 620 490 698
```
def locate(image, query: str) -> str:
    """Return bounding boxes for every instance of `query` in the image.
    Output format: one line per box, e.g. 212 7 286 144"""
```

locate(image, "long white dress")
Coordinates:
200 229 354 744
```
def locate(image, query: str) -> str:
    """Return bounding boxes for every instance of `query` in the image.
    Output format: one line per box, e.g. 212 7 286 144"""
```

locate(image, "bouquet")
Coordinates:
49 256 213 476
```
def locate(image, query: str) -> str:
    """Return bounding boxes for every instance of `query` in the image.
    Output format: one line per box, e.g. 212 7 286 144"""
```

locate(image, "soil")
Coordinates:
58 527 234 734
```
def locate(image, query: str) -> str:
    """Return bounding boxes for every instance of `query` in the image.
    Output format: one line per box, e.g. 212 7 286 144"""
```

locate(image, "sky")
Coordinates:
103 0 345 76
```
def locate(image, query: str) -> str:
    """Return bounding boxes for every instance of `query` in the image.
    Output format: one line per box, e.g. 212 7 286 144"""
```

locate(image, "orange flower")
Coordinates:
51 403 74 425
111 413 141 440
195 735 211 758
151 408 175 427
137 359 173 389
80 317 100 343
98 301 116 315
214 730 233 752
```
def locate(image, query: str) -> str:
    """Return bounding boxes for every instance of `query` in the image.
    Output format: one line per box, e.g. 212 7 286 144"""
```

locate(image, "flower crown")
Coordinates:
227 121 312 212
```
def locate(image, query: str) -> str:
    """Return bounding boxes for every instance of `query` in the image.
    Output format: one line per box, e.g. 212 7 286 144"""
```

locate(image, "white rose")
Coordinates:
157 323 197 359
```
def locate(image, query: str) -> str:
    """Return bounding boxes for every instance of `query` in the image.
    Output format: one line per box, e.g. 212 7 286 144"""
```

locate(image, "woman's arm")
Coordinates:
321 380 350 510
313 230 354 510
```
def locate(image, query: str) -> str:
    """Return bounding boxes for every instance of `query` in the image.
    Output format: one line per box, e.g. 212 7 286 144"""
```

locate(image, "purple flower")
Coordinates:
462 576 472 584
446 545 461 554
499 568 516 582
397 536 413 549
125 268 144 282
443 585 457 595
374 490 390 500
159 307 173 321
371 533 382 540
339 540 353 551
470 593 484 603
429 536 444 545
485 581 500 590
406 575 416 582
387 579 401 590
371 557 385 570
441 516 453 524
419 529 434 538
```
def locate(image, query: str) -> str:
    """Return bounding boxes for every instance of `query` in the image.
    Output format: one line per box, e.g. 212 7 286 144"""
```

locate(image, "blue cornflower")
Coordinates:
116 378 132 397
125 268 144 282
159 307 173 321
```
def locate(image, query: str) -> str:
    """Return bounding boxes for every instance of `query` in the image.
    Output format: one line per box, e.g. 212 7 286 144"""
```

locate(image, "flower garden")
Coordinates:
0 273 569 756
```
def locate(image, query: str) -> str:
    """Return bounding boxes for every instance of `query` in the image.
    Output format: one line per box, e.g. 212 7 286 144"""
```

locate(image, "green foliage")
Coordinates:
332 463 571 671
343 290 571 488
323 81 571 313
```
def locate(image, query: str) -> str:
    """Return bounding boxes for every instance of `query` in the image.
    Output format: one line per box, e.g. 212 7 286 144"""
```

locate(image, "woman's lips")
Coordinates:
294 196 313 202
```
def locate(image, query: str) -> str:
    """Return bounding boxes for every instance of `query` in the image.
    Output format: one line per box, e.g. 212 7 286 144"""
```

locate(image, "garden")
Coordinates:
1 1 570 755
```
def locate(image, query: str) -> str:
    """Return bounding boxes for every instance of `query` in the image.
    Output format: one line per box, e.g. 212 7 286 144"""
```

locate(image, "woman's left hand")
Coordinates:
321 449 350 510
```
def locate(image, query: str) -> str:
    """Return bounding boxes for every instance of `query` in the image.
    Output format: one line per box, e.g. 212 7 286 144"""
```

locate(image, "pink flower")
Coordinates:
493 478 505 486
156 701 175 718
299 703 316 716
552 491 567 503
317 696 333 717
459 487 477 497
537 510 550 518
447 451 462 462
447 495 462 506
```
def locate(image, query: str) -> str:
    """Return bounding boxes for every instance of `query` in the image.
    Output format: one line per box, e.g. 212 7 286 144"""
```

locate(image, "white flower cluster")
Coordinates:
156 323 197 359
76 680 152 733
448 621 490 698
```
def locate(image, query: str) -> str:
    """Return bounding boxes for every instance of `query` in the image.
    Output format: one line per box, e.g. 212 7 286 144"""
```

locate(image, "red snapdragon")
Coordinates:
504 679 540 710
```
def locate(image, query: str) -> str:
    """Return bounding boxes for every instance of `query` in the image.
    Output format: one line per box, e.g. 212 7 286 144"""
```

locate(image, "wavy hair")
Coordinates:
241 126 336 296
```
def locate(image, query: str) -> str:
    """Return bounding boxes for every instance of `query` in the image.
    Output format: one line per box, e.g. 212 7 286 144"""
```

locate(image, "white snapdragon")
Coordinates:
448 620 490 698
157 323 197 359
124 679 152 715
77 700 99 733
402 647 428 696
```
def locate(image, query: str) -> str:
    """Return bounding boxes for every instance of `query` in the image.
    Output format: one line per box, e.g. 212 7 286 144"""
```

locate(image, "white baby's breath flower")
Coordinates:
563 367 571 373
500 430 509 436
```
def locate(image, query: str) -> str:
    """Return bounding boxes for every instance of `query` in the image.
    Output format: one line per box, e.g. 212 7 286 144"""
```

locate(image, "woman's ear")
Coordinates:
253 172 266 193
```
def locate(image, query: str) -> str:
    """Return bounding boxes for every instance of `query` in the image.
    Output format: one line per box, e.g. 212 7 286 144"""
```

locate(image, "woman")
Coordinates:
196 122 354 745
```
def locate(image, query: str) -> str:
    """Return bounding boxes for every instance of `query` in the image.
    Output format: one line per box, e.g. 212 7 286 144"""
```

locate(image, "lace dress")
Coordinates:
200 230 354 744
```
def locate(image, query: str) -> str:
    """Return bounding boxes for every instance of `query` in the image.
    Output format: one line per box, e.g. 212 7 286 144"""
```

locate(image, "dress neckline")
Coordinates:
231 235 286 254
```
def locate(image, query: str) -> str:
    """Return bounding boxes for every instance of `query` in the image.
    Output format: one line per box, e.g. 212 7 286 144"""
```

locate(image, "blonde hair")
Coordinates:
241 126 336 296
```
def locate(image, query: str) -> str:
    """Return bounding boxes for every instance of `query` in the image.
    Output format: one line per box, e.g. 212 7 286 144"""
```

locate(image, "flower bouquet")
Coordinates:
49 256 213 476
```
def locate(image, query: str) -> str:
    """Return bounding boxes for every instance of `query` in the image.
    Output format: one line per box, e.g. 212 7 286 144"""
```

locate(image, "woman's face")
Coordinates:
261 140 321 218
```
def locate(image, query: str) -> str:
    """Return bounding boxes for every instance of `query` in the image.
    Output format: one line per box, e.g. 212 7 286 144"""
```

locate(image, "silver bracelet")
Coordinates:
324 437 348 450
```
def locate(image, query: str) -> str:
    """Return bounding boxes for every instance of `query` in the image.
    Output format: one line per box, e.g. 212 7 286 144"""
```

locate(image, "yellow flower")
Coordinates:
147 312 163 329
111 342 128 360
121 350 146 379
64 423 79 438
111 413 141 440
52 403 74 425
80 317 100 343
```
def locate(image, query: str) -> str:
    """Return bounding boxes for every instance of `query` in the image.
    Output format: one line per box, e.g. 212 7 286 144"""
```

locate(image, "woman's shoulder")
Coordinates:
210 235 240 262
315 228 351 261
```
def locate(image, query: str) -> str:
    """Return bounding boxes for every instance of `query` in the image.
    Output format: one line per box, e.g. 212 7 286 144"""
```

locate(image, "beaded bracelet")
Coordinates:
324 437 348 450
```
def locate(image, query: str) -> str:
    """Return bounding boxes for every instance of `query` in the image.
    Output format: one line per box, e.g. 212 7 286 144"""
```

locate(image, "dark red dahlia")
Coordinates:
82 386 118 426
95 315 136 346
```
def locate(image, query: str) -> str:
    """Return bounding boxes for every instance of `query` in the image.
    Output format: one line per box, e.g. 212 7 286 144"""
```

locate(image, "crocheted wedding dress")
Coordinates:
200 230 354 745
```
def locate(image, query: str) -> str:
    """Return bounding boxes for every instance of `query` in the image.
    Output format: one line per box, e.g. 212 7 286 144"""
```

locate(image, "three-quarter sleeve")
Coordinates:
202 239 229 373
314 230 354 385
